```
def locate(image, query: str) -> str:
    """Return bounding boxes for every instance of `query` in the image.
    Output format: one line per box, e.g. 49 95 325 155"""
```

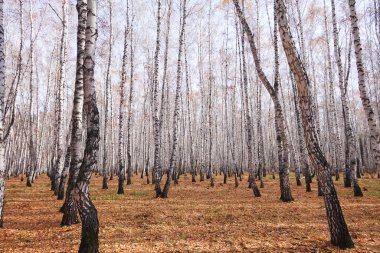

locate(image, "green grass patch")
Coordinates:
92 192 125 201
16 236 32 243
130 190 149 198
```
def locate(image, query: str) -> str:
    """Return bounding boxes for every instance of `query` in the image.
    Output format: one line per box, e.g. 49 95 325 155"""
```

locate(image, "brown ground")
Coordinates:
0 173 379 253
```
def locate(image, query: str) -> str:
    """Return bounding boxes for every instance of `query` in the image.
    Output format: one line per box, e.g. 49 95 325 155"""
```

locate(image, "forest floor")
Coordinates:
0 173 379 253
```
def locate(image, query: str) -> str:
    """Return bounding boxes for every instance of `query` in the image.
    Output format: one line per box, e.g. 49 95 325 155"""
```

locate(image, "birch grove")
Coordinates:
0 0 379 252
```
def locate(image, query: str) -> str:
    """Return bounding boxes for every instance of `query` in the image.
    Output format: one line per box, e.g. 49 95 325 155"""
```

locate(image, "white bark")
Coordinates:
348 0 380 175
0 0 5 228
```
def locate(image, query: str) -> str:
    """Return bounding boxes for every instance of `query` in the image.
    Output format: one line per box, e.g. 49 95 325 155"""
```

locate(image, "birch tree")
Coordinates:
27 0 37 187
275 0 354 248
161 0 186 198
152 0 162 197
126 0 134 186
117 25 129 194
233 0 293 201
331 0 363 196
61 0 88 226
0 0 5 228
102 0 112 190
73 0 100 250
348 0 380 177
54 0 69 198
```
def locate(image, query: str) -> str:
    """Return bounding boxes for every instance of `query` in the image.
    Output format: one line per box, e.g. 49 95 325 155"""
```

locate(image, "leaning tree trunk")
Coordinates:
290 73 311 192
73 0 100 251
233 0 292 201
238 0 260 197
348 0 380 177
331 0 362 196
331 0 351 187
276 0 354 248
161 0 186 198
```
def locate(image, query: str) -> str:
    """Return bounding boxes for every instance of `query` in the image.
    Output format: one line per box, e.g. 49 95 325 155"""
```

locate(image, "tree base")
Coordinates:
306 183 311 192
26 177 32 187
353 184 363 197
332 234 355 249
117 177 124 194
57 176 66 200
251 185 261 197
280 192 294 202
102 177 108 190
61 201 79 226
117 188 124 195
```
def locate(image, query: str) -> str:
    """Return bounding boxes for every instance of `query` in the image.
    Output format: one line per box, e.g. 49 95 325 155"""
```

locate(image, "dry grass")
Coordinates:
0 173 379 252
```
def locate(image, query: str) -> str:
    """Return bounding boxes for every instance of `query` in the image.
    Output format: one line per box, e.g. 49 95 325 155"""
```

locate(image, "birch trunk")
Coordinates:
126 0 134 186
233 0 292 201
117 26 129 195
27 0 36 187
331 0 362 195
161 0 186 198
184 34 195 183
0 0 5 228
276 0 354 248
102 0 112 190
237 0 260 197
73 0 100 251
152 0 162 197
290 73 311 192
55 0 69 198
61 0 88 227
208 0 214 187
348 0 380 177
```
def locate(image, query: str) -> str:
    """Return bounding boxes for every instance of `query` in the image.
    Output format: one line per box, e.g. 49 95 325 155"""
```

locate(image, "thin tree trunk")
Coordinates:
348 0 380 178
126 0 134 186
330 0 362 195
152 0 162 197
27 0 36 187
55 0 69 197
161 0 186 198
117 25 129 195
233 0 292 201
102 0 112 190
208 0 214 188
184 33 195 183
0 0 5 228
236 0 260 197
